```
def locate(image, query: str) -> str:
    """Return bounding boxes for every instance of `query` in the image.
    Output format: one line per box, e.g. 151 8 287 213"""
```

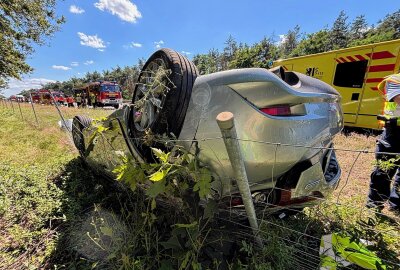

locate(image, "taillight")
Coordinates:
230 197 243 207
261 105 291 116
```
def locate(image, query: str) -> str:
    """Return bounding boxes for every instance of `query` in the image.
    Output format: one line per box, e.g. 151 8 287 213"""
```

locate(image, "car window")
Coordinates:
333 60 368 88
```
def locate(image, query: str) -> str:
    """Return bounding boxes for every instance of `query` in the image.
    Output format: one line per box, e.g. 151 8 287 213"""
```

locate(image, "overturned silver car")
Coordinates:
72 48 343 210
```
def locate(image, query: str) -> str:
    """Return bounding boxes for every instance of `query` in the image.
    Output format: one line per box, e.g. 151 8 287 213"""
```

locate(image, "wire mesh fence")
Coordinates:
0 98 399 269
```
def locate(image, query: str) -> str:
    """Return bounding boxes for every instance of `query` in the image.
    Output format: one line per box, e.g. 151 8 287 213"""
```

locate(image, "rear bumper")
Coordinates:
224 148 341 211
291 149 340 200
100 99 123 105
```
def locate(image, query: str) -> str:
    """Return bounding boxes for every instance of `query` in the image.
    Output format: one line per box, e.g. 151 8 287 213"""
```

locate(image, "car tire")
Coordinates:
72 115 92 157
130 48 198 160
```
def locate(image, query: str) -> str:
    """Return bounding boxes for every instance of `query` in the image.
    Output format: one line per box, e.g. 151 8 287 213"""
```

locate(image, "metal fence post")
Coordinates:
10 100 15 113
216 111 263 248
30 93 39 125
49 91 70 132
17 100 23 120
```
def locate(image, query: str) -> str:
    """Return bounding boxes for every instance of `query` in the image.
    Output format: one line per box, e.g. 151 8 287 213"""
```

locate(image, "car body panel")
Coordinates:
178 68 342 196
76 67 343 205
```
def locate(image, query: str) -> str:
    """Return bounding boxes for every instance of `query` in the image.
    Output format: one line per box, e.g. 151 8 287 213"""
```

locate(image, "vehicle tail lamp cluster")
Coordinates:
261 105 292 116
260 104 307 117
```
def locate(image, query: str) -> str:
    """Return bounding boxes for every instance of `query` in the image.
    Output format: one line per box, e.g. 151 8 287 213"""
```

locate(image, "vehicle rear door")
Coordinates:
333 48 372 124
359 44 400 121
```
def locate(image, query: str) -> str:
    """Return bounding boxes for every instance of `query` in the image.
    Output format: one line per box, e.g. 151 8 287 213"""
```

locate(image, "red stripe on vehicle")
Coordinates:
355 55 366 61
370 87 378 91
339 57 347 62
366 78 383 83
370 51 396 60
369 64 396 72
335 58 341 63
347 56 356 62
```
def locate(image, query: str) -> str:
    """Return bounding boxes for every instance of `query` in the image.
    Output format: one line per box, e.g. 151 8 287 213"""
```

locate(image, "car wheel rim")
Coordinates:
133 58 169 131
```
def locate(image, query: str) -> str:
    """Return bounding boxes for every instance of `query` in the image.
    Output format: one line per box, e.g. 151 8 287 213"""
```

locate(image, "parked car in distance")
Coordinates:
72 48 343 211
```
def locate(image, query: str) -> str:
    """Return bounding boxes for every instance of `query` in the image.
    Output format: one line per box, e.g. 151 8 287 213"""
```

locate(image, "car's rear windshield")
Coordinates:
101 85 120 92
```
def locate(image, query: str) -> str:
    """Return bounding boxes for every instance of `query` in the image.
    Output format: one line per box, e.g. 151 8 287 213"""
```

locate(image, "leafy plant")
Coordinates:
373 156 400 172
113 147 212 201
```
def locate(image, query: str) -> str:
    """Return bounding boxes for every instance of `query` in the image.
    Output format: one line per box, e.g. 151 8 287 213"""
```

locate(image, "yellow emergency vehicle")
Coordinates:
274 39 400 129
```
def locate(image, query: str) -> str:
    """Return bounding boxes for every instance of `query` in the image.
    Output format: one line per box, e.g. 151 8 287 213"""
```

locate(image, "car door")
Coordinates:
333 48 372 124
358 45 400 127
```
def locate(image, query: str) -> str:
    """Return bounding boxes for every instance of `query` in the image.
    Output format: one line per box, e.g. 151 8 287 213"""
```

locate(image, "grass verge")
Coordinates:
0 103 399 269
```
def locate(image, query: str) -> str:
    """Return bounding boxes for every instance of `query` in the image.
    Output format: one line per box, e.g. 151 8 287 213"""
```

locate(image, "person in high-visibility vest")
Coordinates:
76 94 82 108
367 72 400 213
90 93 96 108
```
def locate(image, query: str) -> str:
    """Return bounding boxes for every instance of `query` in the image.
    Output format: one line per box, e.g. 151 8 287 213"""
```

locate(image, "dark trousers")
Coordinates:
368 129 400 210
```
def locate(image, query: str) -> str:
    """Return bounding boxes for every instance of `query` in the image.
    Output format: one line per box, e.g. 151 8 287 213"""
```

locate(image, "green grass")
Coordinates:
0 103 399 269
0 104 111 269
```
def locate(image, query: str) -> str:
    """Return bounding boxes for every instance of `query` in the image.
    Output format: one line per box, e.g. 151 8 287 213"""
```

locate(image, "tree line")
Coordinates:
0 0 64 92
18 62 145 99
193 10 399 74
16 9 400 99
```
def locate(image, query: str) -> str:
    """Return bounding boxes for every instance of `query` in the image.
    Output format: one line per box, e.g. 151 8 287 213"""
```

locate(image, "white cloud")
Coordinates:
154 40 164 49
77 32 107 51
276 34 287 46
84 60 94 65
94 0 142 23
52 65 71 70
70 5 85 14
71 62 79 67
181 51 191 55
131 42 142 48
123 42 143 49
3 78 56 97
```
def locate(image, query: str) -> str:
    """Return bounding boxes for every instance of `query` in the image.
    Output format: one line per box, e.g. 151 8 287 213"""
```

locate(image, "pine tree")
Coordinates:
221 35 238 70
350 15 368 42
330 10 349 49
280 25 301 57
291 29 331 56
376 9 400 39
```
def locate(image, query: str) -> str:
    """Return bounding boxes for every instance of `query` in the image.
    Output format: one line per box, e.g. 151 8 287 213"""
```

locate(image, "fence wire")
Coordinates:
1 98 399 269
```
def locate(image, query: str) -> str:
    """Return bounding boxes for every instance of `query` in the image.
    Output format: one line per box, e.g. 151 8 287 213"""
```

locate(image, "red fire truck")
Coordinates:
31 89 65 105
75 81 122 109
31 91 42 103
52 91 66 105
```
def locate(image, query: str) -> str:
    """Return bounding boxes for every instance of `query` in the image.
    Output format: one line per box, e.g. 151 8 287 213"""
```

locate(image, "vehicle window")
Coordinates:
333 60 368 88
101 85 120 92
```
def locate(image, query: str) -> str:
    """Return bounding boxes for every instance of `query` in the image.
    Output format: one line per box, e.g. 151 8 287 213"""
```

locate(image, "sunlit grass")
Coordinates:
0 102 399 269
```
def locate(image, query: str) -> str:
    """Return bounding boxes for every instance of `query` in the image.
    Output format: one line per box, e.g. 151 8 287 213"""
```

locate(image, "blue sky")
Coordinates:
4 0 398 96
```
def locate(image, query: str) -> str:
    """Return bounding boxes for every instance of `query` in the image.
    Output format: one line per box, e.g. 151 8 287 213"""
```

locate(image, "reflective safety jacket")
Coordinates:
378 73 400 125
